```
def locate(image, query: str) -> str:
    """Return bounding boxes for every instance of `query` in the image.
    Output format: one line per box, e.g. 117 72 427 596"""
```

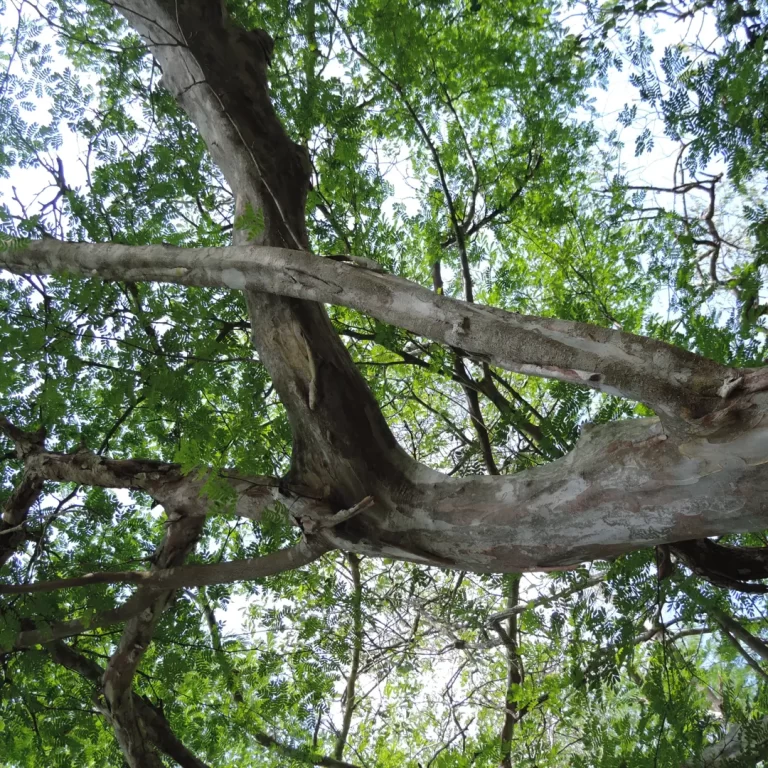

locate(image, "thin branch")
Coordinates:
0 537 332 594
19 449 331 524
716 624 768 685
499 575 522 768
488 575 605 624
335 553 363 760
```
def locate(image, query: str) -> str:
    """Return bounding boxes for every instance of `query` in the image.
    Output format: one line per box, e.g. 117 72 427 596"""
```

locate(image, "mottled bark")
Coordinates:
100 0 413 512
2 349 768 574
4 0 768 760
5 238 749 428
318 414 768 571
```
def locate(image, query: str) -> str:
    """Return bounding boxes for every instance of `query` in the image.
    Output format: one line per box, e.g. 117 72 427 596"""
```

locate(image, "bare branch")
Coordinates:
0 537 332 595
335 552 363 760
2 238 743 426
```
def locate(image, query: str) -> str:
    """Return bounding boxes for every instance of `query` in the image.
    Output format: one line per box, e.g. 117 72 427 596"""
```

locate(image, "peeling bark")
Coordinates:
2 0 766 579
2 0 768 635
3 1 768 760
2 382 768 574
321 414 768 571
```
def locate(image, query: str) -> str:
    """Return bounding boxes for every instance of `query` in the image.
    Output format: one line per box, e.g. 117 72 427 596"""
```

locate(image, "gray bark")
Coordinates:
1 0 765 580
4 414 768 572
3 238 746 427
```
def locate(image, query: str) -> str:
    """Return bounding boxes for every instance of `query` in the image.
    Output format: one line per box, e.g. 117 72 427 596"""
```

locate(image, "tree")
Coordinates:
1 0 768 765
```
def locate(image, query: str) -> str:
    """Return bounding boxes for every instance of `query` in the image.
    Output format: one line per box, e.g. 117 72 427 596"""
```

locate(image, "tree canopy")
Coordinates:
1 0 768 765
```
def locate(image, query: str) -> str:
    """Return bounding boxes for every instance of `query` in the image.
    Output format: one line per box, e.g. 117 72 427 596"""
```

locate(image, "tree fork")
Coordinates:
101 0 415 510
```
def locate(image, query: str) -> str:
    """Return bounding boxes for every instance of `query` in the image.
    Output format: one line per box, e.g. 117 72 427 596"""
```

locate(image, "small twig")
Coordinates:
0 521 27 535
301 496 375 534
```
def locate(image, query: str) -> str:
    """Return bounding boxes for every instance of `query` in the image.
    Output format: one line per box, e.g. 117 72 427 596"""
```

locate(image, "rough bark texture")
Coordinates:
7 241 768 569
4 412 768 572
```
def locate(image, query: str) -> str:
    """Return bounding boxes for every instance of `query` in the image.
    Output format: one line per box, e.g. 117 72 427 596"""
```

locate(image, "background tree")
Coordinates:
1 0 768 765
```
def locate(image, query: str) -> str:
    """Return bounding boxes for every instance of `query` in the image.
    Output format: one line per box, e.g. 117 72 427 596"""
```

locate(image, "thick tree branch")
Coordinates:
48 639 359 768
48 641 212 768
88 494 208 766
0 472 43 566
716 622 768 684
683 584 768 663
328 414 768 571
4 238 751 427
710 607 768 664
101 0 414 511
671 538 768 593
17 449 330 522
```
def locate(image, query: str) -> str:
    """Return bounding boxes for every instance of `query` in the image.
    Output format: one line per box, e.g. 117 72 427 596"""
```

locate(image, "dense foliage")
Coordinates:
0 0 767 766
